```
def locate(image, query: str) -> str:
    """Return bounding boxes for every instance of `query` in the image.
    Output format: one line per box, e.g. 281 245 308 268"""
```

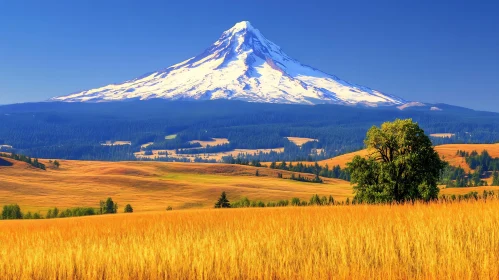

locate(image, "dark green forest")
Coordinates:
1 100 498 161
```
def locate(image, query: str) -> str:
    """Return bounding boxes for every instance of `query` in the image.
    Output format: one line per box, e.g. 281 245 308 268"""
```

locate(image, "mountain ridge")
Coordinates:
52 21 407 106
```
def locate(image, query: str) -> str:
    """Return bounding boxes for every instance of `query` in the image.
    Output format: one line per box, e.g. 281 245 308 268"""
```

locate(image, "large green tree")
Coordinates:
348 119 444 203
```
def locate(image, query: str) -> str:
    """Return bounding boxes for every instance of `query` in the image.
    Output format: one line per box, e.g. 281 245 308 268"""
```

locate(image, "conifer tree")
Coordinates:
214 192 231 208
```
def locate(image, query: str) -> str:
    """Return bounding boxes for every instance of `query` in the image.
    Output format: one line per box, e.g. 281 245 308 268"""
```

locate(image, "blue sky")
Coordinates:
1 0 498 111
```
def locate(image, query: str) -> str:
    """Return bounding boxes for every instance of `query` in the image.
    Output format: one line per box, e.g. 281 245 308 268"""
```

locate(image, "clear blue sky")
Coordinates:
1 0 498 111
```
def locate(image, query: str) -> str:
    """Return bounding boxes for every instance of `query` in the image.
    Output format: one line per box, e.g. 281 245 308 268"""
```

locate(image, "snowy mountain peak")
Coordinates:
227 21 255 32
51 21 407 106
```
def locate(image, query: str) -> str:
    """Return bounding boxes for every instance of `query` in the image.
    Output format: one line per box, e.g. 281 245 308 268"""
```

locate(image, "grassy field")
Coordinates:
2 143 499 214
315 143 499 169
2 200 499 279
0 158 351 214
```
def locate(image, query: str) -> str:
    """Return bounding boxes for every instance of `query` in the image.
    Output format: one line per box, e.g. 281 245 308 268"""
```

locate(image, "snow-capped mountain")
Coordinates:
52 21 407 106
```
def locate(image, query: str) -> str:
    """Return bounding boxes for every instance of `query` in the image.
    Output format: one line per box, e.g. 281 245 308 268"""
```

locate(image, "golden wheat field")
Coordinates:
1 200 499 279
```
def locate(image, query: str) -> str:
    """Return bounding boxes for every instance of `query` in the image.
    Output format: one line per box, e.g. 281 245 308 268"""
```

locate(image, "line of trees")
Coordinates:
215 192 339 209
439 164 489 187
0 198 134 220
0 152 46 170
440 150 499 188
269 161 350 181
217 189 499 210
289 173 323 183
459 150 499 172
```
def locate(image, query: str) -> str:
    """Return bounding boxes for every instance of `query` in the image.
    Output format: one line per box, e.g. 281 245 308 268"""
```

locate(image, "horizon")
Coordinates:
0 0 498 111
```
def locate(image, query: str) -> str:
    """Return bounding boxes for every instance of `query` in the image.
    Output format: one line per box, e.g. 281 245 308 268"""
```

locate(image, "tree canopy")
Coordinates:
348 119 444 203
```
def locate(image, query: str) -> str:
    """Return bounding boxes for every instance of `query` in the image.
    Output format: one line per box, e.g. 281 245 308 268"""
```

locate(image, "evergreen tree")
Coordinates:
493 171 499 186
214 192 231 208
309 194 321 205
328 195 335 205
291 197 301 206
124 204 133 213
101 198 118 214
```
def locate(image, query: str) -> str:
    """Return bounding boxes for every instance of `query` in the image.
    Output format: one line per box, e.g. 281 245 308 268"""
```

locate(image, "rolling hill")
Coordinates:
316 143 499 171
0 157 351 213
1 143 499 214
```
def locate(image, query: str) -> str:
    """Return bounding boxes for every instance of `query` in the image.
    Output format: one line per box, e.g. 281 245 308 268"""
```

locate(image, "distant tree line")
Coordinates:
462 150 499 172
440 150 499 188
269 161 350 181
215 192 339 208
0 197 134 220
215 189 499 210
2 100 498 161
0 152 45 170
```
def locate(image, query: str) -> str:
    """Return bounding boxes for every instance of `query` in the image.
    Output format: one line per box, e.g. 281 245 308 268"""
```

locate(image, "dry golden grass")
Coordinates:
286 136 318 146
2 200 499 279
0 158 350 214
440 186 499 195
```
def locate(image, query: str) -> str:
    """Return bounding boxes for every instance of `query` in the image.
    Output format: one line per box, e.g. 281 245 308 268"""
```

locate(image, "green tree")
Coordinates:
291 197 301 206
124 204 133 213
492 171 499 186
2 204 23 219
309 194 321 205
328 195 335 205
214 192 231 208
348 119 444 203
101 198 118 214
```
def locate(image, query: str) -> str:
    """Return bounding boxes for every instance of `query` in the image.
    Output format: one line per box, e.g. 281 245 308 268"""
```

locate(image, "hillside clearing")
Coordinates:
101 141 131 146
189 138 229 147
286 136 318 146
430 133 455 138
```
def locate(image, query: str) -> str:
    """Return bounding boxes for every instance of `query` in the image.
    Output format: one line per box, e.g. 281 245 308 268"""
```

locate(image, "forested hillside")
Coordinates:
1 100 498 161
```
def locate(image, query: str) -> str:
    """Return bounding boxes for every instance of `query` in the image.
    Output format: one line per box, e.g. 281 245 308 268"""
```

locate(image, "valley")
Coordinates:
2 143 499 214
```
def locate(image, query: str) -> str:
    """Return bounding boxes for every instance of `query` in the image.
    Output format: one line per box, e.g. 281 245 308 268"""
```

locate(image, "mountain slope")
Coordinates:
52 21 407 106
